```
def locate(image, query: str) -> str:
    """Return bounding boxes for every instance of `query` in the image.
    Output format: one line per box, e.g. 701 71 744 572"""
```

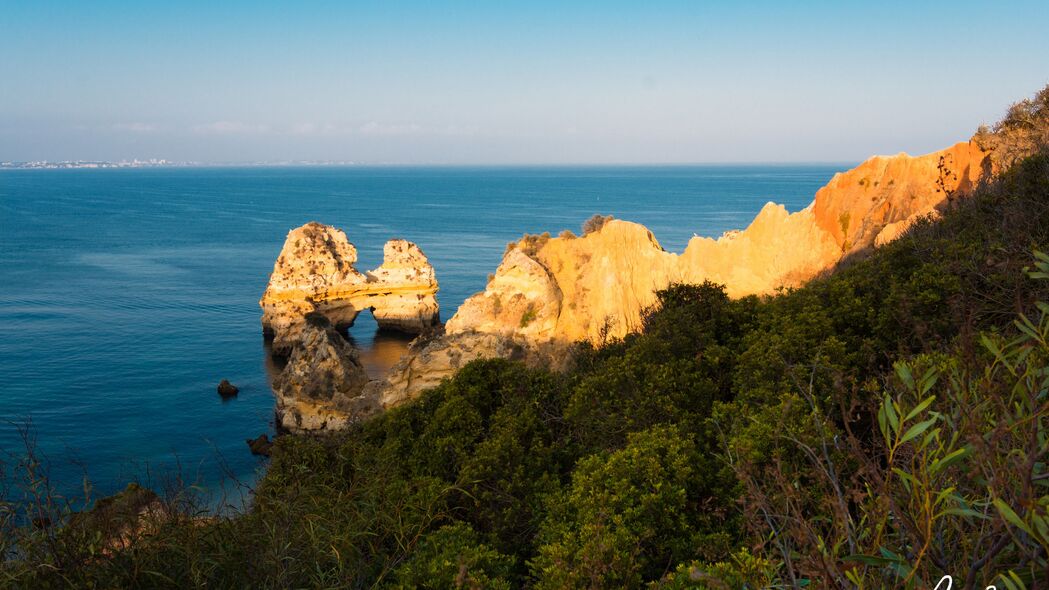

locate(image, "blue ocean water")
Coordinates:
0 165 847 503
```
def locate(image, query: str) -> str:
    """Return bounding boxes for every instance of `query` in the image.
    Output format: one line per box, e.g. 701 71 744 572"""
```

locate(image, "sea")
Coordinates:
0 165 848 507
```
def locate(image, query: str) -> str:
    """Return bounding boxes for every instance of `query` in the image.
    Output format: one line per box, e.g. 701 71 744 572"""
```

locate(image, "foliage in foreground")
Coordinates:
4 158 1049 587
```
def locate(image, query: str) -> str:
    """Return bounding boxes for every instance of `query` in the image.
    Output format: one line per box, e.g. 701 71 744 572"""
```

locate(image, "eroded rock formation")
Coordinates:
260 222 439 354
264 140 994 431
811 140 989 252
272 312 378 433
367 141 992 405
442 140 991 344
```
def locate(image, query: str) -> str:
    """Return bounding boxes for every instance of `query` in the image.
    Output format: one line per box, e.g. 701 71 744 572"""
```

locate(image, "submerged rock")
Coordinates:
272 312 379 433
259 222 439 355
217 379 239 397
247 434 274 456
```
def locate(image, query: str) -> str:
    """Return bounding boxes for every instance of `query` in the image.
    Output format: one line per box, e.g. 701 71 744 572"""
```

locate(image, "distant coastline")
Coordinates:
0 160 859 170
0 159 364 169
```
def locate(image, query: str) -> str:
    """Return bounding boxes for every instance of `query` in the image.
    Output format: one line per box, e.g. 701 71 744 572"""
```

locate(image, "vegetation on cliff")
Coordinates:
4 92 1049 588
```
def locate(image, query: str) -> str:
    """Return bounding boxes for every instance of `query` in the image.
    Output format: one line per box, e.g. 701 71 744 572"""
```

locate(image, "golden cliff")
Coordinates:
372 140 991 406
260 222 439 355
261 139 992 428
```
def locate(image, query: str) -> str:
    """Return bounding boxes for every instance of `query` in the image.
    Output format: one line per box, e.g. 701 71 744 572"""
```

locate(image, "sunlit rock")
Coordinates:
259 222 439 355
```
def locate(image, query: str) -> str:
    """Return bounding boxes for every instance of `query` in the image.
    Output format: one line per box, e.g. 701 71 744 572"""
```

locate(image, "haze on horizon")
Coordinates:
2 0 1048 165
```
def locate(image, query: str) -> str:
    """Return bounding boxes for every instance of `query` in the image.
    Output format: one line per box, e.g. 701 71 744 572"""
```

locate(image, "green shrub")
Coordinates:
390 522 516 589
531 425 731 589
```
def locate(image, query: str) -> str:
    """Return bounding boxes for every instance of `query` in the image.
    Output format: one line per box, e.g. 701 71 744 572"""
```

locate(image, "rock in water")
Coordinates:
260 139 995 431
217 379 239 397
67 483 165 554
259 222 439 355
247 434 274 456
272 312 379 433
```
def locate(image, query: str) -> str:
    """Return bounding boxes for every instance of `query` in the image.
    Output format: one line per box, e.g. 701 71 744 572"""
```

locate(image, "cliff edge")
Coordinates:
262 140 993 427
371 141 991 405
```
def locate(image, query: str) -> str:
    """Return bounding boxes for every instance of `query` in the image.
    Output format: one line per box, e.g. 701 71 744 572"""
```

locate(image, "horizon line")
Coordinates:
0 160 858 169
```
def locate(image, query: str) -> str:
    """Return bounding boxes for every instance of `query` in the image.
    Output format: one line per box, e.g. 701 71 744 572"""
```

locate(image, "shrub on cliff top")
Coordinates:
531 425 730 589
582 213 614 235
975 83 1049 171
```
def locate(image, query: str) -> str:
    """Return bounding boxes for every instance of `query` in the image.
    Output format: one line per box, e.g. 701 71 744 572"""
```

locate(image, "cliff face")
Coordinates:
812 141 990 252
264 140 993 429
260 222 439 354
439 140 990 347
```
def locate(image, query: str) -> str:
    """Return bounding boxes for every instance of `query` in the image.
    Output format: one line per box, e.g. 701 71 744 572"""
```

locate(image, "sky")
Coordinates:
1 1 1048 164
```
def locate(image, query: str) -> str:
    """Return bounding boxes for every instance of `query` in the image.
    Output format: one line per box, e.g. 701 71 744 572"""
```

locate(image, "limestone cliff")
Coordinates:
440 140 990 347
367 141 991 404
260 222 439 354
266 140 994 428
811 141 989 252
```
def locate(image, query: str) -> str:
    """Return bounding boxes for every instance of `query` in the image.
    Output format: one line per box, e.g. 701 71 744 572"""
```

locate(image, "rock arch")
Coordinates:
260 222 439 355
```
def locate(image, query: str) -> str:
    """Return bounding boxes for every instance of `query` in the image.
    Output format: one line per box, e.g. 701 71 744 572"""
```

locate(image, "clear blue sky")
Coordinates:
2 1 1047 164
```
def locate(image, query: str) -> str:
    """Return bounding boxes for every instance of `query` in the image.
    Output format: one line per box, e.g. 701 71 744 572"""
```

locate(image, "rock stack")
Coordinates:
259 222 439 355
272 312 379 433
259 140 995 431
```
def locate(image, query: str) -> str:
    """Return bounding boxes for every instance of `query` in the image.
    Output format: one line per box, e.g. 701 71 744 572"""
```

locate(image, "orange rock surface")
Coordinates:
443 140 991 346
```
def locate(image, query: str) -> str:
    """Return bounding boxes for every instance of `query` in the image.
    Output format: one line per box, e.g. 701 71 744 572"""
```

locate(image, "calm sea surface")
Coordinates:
0 165 847 503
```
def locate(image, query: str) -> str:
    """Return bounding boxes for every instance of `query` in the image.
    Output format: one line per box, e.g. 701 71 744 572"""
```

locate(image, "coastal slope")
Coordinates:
372 140 991 405
260 140 993 424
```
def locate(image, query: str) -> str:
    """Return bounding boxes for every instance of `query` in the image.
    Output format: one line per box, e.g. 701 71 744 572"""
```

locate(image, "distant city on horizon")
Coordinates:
2 158 864 170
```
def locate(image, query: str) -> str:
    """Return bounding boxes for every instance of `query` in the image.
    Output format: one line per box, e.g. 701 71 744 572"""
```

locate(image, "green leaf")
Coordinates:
900 417 938 445
980 333 1002 358
1015 315 1040 340
905 395 936 422
895 362 915 391
884 396 900 435
933 486 956 507
1007 570 1028 590
942 507 988 519
917 368 940 396
930 447 971 475
994 498 1035 537
844 554 897 566
892 468 918 492
999 575 1019 590
1033 513 1049 540
878 404 889 443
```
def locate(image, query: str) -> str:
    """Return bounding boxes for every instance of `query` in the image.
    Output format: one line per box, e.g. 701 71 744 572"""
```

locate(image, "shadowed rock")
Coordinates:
247 434 274 456
272 312 380 433
217 379 239 397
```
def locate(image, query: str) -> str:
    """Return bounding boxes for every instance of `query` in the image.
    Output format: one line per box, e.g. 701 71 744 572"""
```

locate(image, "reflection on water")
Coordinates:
261 339 288 390
353 330 415 379
261 327 414 392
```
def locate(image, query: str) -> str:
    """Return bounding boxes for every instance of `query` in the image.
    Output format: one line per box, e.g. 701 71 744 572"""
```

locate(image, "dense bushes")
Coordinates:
532 426 728 589
4 153 1049 587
